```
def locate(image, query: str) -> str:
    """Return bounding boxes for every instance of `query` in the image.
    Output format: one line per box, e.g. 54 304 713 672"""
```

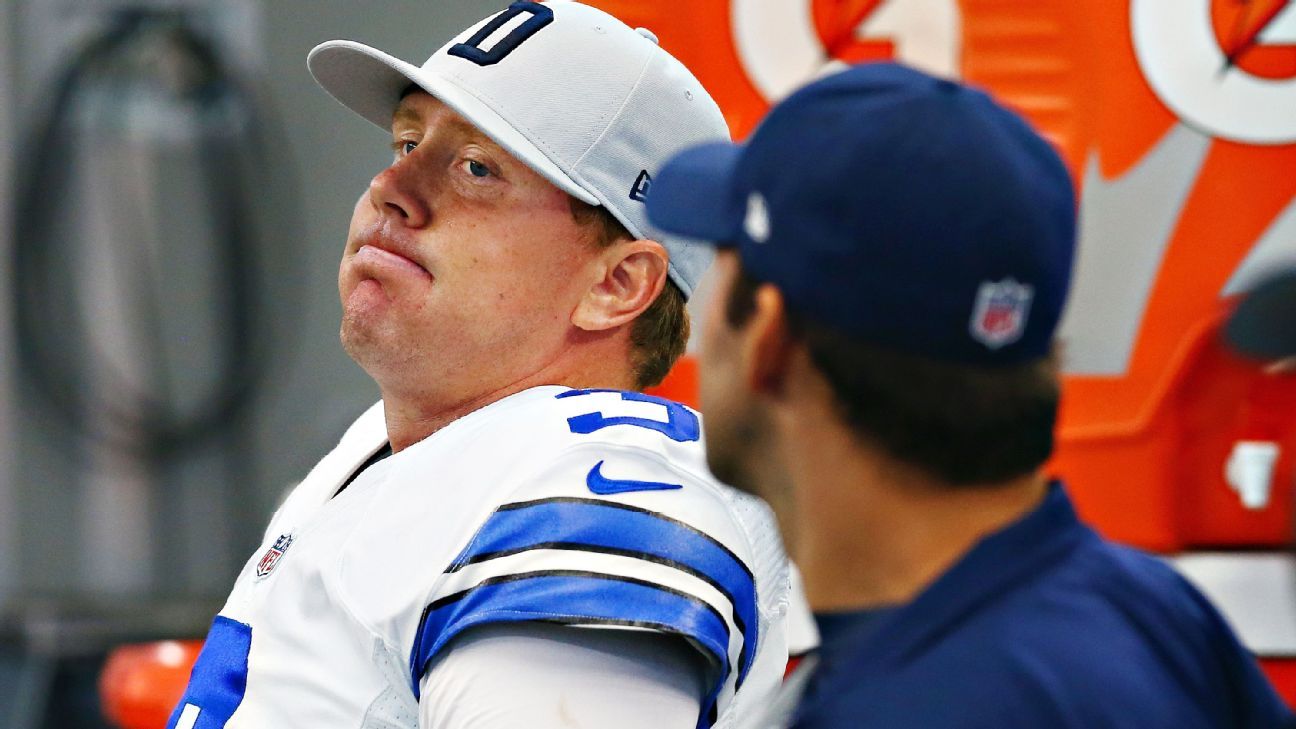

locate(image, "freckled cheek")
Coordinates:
475 269 567 334
444 203 589 313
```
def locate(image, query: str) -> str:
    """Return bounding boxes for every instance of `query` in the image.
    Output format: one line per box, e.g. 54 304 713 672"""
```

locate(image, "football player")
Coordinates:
647 62 1294 728
166 3 802 728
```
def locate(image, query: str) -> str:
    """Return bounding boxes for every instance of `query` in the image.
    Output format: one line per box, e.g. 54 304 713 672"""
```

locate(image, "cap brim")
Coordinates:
646 142 744 246
1225 270 1296 359
307 40 598 205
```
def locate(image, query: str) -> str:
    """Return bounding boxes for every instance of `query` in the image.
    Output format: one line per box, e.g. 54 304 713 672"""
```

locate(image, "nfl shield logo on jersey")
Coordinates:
970 278 1033 349
256 534 294 579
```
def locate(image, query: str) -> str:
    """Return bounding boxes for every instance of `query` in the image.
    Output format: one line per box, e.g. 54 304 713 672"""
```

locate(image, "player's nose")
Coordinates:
367 157 431 229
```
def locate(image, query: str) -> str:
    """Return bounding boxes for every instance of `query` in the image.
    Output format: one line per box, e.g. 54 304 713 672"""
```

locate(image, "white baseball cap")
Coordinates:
307 0 730 299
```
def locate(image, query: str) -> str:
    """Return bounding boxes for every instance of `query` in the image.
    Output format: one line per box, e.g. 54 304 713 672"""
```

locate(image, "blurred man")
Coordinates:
648 63 1294 728
165 3 799 728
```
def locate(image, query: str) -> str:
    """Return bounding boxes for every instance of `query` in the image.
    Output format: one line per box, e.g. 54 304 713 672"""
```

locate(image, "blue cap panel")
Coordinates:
648 63 1077 366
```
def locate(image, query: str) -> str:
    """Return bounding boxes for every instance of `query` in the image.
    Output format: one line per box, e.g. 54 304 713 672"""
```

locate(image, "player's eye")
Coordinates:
390 139 418 158
463 159 492 178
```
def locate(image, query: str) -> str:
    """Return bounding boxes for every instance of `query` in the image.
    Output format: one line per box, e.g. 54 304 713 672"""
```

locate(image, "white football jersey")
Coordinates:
167 386 796 729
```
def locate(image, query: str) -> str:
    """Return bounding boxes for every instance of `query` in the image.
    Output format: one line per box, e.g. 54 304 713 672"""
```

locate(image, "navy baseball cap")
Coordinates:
647 63 1077 366
1225 269 1296 359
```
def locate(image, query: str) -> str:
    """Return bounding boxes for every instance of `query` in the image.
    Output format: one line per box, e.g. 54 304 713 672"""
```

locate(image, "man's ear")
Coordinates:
571 240 669 332
742 283 796 397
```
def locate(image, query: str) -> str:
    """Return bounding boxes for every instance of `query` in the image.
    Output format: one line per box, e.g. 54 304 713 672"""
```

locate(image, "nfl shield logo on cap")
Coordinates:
970 279 1034 350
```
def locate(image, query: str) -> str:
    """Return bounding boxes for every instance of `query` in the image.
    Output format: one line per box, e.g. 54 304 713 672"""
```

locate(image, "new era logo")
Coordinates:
629 170 652 202
744 192 771 243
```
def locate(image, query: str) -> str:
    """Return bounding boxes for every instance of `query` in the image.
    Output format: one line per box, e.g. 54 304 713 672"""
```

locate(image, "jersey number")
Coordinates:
559 389 701 493
166 617 252 729
448 1 553 67
559 389 701 442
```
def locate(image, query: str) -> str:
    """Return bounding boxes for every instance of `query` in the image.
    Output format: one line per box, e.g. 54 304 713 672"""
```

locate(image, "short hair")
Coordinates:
569 198 689 389
726 263 1059 485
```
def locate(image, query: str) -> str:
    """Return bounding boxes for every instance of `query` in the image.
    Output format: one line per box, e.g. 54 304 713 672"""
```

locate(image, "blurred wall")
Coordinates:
0 0 18 607
1 0 503 619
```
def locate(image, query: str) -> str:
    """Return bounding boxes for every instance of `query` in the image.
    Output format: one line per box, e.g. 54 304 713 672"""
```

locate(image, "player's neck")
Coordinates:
381 350 638 452
782 401 1048 613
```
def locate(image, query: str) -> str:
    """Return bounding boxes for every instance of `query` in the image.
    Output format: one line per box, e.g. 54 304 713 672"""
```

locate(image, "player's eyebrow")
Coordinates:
391 104 422 130
390 93 511 159
392 97 486 138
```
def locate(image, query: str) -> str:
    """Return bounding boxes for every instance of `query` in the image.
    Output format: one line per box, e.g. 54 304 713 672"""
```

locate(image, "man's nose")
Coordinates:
367 157 431 228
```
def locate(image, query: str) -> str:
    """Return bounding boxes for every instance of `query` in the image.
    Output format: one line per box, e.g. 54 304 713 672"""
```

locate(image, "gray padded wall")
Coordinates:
0 0 17 608
0 0 505 615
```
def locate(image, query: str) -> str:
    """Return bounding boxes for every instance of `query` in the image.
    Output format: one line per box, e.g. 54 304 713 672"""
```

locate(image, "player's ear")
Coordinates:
571 239 668 332
742 283 796 397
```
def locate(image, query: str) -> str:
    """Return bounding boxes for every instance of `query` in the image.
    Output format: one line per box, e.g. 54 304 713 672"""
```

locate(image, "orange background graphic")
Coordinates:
626 0 1296 553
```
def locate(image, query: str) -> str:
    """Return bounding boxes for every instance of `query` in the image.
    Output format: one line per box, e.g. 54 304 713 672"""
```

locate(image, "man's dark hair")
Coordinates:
570 198 688 390
726 263 1059 486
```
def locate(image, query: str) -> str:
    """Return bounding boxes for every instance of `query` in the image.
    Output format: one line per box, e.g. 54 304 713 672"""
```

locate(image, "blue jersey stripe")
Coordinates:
408 570 732 718
166 616 251 729
446 497 757 684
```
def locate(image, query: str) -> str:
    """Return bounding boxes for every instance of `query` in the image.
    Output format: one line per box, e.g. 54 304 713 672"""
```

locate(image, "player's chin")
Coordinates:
706 447 757 496
339 301 397 365
339 277 412 351
341 276 391 313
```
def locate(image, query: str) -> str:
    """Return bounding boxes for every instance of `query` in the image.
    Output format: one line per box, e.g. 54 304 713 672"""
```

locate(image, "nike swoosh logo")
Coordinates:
586 460 682 495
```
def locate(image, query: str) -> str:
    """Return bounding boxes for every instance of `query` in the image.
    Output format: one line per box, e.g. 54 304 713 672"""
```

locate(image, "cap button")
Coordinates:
635 27 659 45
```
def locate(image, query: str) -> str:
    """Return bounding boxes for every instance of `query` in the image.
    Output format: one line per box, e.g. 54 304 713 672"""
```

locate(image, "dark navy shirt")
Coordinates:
793 483 1295 729
799 607 899 714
